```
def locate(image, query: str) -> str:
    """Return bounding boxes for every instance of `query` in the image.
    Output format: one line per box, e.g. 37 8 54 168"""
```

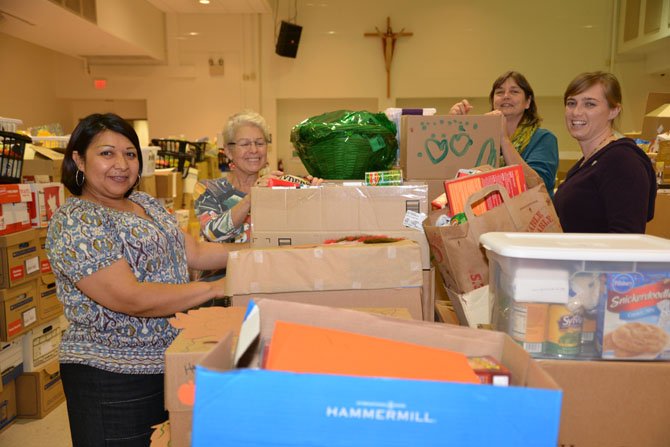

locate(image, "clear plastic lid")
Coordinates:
479 232 670 262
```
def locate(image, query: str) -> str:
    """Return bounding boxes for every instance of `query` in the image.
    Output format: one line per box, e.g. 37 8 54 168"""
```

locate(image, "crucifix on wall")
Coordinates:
364 17 413 98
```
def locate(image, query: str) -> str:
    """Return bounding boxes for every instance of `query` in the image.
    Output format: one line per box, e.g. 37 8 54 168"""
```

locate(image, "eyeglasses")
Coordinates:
228 139 267 150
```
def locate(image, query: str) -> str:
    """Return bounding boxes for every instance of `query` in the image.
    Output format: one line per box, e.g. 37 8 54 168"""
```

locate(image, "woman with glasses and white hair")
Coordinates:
194 110 322 246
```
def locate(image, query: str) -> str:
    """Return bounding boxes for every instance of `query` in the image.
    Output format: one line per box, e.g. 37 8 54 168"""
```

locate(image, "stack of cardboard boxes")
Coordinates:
0 179 66 434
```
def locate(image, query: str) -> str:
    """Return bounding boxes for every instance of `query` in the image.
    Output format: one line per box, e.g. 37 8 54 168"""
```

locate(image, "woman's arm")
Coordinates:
75 258 227 317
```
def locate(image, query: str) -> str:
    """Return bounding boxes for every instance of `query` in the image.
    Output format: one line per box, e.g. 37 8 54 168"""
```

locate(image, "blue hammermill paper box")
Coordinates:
191 299 562 447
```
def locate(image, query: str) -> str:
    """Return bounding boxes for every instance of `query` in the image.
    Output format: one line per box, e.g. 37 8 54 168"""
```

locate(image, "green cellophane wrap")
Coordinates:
290 110 398 179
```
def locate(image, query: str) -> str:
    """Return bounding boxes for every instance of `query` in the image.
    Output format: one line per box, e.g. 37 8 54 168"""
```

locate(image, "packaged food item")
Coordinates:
364 169 403 186
510 302 549 356
598 271 670 360
450 212 467 225
467 355 511 386
546 304 583 358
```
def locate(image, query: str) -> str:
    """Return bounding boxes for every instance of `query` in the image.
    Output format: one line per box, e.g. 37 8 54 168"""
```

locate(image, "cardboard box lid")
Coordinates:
164 306 246 411
225 240 423 295
0 228 36 248
192 299 562 447
24 145 65 161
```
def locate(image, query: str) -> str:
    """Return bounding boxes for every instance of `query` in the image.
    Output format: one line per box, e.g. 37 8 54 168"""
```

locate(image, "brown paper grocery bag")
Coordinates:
423 166 561 295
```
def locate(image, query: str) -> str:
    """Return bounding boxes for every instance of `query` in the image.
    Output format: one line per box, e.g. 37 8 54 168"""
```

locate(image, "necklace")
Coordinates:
580 133 614 168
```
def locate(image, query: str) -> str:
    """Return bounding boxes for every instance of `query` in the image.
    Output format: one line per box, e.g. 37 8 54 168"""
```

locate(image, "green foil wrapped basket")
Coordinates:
290 110 398 179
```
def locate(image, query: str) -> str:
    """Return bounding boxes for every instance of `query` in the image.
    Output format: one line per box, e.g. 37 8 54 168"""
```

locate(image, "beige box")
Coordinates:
251 182 430 268
22 317 61 372
0 279 38 342
225 240 423 296
541 359 670 447
35 228 51 275
232 288 424 321
138 175 157 197
0 379 16 433
16 360 65 419
155 171 178 198
21 145 64 183
0 229 40 289
36 274 61 324
400 114 501 179
164 307 247 447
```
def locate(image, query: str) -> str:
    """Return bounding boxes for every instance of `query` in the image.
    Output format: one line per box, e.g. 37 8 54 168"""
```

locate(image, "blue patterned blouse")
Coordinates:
46 191 187 374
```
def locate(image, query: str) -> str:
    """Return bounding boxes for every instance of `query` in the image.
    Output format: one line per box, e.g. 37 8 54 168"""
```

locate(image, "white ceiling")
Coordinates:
0 0 271 61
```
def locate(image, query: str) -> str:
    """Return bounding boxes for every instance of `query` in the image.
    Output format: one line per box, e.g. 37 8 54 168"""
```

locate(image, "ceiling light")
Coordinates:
199 0 210 4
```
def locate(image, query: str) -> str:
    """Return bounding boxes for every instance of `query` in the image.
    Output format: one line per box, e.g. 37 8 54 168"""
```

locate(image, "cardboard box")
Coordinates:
22 318 61 372
15 360 64 418
0 280 38 342
0 379 17 434
138 175 157 197
226 240 423 295
0 337 23 384
232 288 424 321
155 170 178 198
421 267 435 322
164 307 247 447
36 274 61 324
35 228 51 275
445 284 491 328
192 299 562 447
0 184 32 236
0 229 40 289
540 359 670 447
399 114 501 180
26 182 64 228
250 182 430 268
21 145 63 183
646 190 670 238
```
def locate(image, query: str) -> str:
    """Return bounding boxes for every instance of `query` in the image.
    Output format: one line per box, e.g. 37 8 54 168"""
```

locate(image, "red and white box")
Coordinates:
0 184 32 236
27 183 64 228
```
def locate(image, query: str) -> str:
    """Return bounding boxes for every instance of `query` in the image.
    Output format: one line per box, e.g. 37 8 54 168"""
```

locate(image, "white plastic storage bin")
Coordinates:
480 232 670 361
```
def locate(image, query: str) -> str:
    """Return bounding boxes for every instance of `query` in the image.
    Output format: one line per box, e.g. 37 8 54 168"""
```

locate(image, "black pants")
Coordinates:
60 363 167 447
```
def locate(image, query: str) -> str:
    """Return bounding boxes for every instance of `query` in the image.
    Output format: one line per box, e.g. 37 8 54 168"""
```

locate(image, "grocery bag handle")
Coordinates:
463 184 524 229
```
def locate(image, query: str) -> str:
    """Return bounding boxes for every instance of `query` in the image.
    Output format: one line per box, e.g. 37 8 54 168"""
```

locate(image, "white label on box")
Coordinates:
23 307 37 327
403 210 427 231
25 256 40 275
511 267 569 303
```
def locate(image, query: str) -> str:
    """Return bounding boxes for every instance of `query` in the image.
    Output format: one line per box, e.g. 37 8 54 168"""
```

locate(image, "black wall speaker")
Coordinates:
276 21 302 58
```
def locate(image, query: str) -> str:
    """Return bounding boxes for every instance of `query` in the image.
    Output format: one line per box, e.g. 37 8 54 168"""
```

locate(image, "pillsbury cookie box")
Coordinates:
480 232 670 360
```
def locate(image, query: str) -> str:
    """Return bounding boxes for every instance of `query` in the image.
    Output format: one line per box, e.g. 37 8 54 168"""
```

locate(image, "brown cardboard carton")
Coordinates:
35 228 51 275
226 240 422 296
0 379 16 433
22 317 61 372
21 145 64 183
0 229 40 289
400 114 501 179
646 191 670 239
16 360 65 418
232 288 423 320
250 182 430 268
155 171 178 198
540 359 670 447
0 280 39 342
164 307 247 447
138 175 157 197
36 273 62 324
641 92 670 140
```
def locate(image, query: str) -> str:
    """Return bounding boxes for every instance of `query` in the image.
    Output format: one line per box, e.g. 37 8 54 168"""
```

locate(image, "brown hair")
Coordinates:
563 71 622 110
488 71 541 127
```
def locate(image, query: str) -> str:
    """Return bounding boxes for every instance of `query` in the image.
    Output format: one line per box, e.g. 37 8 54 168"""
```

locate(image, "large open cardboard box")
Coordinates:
192 299 562 447
540 359 670 447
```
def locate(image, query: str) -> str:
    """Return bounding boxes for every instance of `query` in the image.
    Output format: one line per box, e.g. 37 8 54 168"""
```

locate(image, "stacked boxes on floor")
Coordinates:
250 181 436 321
0 179 66 432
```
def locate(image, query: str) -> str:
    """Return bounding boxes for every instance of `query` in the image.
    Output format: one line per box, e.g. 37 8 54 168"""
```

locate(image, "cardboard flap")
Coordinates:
39 274 56 287
25 145 65 161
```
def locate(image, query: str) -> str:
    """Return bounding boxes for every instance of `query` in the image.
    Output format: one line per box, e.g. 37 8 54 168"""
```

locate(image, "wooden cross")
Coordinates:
365 17 413 98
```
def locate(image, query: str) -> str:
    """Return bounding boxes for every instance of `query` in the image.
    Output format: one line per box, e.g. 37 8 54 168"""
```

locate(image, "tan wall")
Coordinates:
2 0 670 170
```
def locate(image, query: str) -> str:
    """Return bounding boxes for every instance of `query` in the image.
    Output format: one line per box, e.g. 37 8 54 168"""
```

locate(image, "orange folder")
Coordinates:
264 320 480 384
